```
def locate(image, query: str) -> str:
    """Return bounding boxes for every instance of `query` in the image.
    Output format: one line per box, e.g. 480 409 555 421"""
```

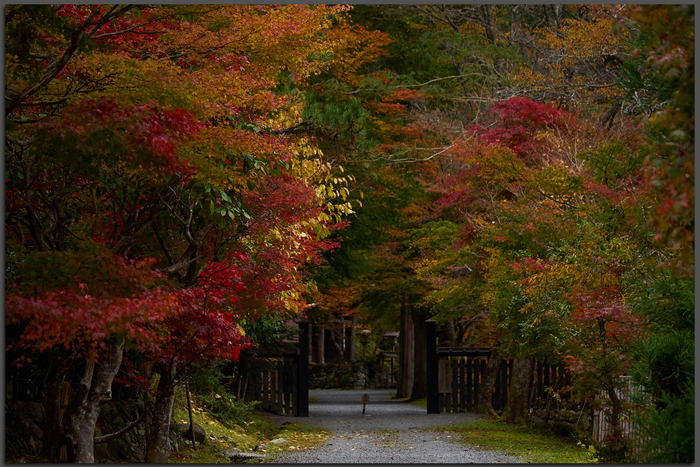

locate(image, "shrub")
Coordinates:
631 381 694 463
187 362 258 427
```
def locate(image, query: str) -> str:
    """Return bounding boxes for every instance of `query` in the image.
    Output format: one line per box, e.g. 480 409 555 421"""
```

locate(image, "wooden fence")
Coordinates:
245 322 309 417
247 354 300 415
426 321 575 415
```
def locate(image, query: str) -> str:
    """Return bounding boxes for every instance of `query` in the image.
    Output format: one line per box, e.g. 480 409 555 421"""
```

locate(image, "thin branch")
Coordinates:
94 410 148 444
341 73 489 95
5 136 35 147
19 98 69 107
6 7 104 115
402 74 492 88
92 29 165 39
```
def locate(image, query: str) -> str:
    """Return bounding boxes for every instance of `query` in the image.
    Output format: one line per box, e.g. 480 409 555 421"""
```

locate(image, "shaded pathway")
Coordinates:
269 389 523 463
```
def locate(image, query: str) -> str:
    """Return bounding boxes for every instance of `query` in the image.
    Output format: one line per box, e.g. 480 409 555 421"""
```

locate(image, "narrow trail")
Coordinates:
268 389 524 463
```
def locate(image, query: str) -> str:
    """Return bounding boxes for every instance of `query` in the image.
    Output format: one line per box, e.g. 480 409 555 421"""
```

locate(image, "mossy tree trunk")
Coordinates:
473 347 502 417
502 357 535 424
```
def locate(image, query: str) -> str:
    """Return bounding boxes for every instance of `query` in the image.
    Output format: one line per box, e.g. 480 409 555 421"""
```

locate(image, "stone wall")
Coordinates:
530 406 594 437
5 400 45 461
4 399 184 463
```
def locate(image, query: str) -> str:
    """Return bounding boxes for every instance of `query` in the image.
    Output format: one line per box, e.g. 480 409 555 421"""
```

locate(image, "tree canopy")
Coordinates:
5 4 693 463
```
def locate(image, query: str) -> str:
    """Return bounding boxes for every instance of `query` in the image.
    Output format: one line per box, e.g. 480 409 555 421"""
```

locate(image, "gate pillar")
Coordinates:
297 321 309 416
426 320 439 414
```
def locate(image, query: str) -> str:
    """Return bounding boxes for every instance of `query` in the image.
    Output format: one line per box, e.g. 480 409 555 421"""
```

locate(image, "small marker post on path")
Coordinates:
361 394 369 414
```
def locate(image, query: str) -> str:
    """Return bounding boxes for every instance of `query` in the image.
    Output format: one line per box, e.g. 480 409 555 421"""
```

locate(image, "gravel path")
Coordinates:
269 389 524 464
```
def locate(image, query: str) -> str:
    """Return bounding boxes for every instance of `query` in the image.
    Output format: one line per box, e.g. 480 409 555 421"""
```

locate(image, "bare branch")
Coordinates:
6 5 133 116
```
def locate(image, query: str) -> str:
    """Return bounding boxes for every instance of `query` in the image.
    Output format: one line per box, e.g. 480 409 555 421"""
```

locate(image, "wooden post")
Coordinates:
439 359 451 413
317 327 325 364
297 321 309 417
451 358 458 413
426 321 439 414
349 315 357 361
287 355 301 417
185 379 196 448
275 360 283 414
500 359 509 409
308 323 313 364
390 355 395 386
463 359 469 412
263 368 270 411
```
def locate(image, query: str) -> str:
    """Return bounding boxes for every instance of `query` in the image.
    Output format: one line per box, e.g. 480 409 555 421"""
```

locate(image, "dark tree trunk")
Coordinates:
145 362 178 463
40 350 75 461
65 338 124 463
396 297 414 399
600 99 622 130
604 382 623 438
409 307 428 401
502 357 535 424
41 379 65 460
473 347 502 417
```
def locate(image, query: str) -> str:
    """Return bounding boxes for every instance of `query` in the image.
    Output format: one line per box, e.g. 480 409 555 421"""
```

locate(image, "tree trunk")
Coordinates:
317 326 325 364
502 357 535 424
41 379 65 460
65 338 124 463
600 99 622 130
605 382 623 438
330 319 346 362
409 307 428 401
508 5 520 44
473 347 502 417
479 5 496 44
445 319 457 347
41 350 75 461
145 362 178 463
395 297 414 399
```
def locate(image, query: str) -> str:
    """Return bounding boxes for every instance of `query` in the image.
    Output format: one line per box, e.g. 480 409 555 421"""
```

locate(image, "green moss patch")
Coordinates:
429 419 596 464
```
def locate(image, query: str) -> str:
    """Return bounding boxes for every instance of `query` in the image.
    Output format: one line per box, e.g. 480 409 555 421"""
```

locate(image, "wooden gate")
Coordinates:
246 322 309 416
429 345 513 413
427 321 508 414
427 321 572 414
435 354 514 413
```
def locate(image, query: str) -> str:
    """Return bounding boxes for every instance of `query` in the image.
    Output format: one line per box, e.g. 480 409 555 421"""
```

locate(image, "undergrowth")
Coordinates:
169 386 330 463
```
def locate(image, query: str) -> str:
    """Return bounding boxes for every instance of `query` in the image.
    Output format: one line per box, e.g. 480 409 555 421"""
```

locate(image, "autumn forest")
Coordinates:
5 4 694 464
